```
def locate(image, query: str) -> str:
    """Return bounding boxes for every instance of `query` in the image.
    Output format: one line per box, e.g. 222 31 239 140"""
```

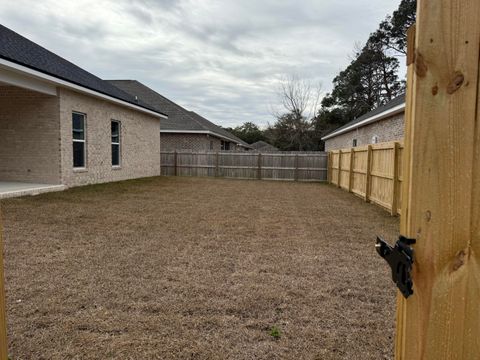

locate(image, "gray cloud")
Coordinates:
0 0 400 127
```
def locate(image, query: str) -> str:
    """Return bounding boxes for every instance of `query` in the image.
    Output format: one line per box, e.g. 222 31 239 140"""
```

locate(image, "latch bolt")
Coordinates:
376 235 416 298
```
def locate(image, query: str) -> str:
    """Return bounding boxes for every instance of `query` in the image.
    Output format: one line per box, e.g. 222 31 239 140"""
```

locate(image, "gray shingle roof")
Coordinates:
250 141 279 151
187 112 250 147
322 93 406 139
108 80 250 147
0 25 165 116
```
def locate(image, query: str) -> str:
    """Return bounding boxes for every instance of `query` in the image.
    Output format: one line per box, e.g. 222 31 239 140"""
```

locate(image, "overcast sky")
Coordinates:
0 0 401 127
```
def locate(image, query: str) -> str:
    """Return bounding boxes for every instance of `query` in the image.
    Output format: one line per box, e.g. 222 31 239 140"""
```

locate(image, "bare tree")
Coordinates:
272 75 322 121
267 75 323 151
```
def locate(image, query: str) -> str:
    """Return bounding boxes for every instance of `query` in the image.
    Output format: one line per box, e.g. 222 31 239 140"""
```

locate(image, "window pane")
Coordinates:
73 142 85 168
112 144 120 166
111 121 120 143
72 113 85 140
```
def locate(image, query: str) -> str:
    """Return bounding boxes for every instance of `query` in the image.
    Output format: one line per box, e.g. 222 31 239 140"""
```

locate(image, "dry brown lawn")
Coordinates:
1 176 399 359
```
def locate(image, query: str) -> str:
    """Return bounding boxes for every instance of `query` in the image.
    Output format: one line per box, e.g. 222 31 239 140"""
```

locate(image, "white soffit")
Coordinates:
0 59 167 119
321 103 405 140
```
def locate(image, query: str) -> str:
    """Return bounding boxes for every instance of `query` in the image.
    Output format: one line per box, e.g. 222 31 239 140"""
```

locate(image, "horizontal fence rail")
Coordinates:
328 141 403 215
161 151 328 182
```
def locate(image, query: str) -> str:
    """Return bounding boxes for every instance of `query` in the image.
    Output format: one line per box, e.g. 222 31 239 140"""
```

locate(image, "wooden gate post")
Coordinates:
396 1 480 357
0 206 8 360
215 151 219 177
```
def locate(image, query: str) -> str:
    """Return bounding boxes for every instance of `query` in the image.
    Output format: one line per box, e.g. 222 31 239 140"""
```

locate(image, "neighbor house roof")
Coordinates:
108 80 251 148
0 25 167 118
321 94 406 141
250 140 279 152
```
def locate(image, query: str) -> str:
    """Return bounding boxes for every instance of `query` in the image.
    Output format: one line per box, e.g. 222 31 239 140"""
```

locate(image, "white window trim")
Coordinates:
72 111 87 170
111 120 121 168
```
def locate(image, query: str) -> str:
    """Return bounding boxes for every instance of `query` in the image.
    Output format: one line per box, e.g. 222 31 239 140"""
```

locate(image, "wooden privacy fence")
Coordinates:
161 151 328 182
328 141 403 215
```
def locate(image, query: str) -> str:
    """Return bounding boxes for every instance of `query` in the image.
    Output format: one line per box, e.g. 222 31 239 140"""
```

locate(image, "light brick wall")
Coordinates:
324 113 405 151
58 88 161 187
0 86 61 184
161 133 222 151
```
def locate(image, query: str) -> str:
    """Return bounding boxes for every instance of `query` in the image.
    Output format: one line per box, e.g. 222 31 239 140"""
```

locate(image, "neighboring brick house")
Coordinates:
108 80 251 152
0 25 167 197
321 94 405 151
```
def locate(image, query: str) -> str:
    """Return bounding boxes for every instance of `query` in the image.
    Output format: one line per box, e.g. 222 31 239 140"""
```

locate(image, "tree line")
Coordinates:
225 0 416 151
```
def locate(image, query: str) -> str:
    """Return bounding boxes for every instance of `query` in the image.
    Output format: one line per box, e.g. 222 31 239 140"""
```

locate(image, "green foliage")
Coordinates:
374 0 417 55
228 122 266 144
227 1 417 152
314 0 416 145
269 326 281 340
266 113 316 151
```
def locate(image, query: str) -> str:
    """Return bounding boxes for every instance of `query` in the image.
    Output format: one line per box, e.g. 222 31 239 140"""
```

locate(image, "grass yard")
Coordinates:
1 176 399 359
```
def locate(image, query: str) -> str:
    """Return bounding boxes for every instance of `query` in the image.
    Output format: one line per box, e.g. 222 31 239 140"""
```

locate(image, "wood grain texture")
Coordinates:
396 25 416 358
397 0 480 358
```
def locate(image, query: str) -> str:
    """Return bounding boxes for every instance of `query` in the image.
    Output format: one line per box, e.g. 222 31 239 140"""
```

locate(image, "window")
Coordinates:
209 141 214 150
72 112 86 168
352 139 358 147
221 141 230 151
372 135 379 144
111 121 121 167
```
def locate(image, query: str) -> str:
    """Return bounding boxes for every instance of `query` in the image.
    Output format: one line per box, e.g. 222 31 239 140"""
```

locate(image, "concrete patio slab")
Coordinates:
0 182 66 199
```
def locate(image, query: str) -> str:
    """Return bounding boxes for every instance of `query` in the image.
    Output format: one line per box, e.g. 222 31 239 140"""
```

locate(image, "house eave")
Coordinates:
160 129 251 148
0 58 168 119
321 103 406 141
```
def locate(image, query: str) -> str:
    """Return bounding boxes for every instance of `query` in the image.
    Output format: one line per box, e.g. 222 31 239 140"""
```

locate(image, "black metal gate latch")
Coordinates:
375 235 416 298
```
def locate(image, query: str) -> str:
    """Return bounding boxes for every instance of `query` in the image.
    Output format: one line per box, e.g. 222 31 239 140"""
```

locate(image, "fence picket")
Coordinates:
328 141 403 215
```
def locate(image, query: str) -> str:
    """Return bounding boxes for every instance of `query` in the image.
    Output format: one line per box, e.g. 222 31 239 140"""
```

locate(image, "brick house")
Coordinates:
321 94 405 151
109 80 251 152
0 25 167 198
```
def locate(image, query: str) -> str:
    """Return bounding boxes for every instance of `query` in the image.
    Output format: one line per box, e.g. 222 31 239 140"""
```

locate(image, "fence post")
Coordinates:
0 207 8 360
257 153 262 180
395 2 480 355
327 152 331 183
348 148 354 192
215 151 219 177
294 154 299 181
337 150 342 188
365 145 372 202
173 151 178 176
390 142 399 216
